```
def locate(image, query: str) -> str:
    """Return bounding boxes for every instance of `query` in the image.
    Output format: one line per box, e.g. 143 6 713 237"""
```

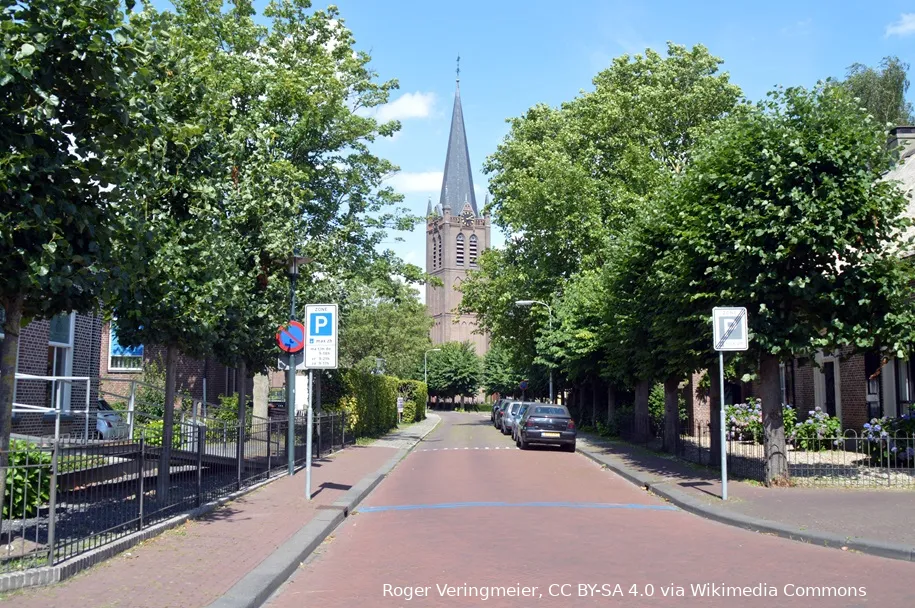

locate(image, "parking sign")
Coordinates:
712 307 749 351
305 304 338 368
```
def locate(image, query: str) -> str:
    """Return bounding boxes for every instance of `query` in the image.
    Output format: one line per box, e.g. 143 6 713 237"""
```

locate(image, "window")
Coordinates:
109 324 144 371
897 359 912 407
469 234 478 266
432 235 438 269
437 235 442 268
456 233 465 266
47 313 75 412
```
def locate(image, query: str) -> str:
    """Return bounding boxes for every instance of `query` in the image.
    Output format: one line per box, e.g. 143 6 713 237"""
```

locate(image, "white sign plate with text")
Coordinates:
712 307 749 352
304 304 338 369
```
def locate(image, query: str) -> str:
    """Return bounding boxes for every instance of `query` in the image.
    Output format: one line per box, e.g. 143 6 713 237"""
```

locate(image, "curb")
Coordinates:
206 415 440 608
577 445 915 563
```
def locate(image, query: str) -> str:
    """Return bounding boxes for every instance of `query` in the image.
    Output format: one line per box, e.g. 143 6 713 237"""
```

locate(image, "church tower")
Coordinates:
426 62 490 356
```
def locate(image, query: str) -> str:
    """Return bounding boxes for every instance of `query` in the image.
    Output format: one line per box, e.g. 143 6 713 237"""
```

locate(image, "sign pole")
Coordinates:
287 351 295 476
719 351 728 501
306 369 313 499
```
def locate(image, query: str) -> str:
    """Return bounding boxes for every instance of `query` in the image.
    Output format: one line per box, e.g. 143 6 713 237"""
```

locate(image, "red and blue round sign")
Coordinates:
519 379 529 391
276 321 305 354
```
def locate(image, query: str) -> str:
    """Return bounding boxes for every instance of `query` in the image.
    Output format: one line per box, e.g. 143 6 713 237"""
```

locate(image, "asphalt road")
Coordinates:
266 411 913 607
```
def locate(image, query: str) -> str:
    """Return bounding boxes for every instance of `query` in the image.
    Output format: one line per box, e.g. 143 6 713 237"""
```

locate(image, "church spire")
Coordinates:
439 60 477 216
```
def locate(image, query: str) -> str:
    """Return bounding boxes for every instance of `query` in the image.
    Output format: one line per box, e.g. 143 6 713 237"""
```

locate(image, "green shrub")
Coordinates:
789 406 841 451
3 440 52 518
340 370 399 437
401 400 417 424
648 384 689 430
204 394 253 440
399 380 428 422
134 420 182 448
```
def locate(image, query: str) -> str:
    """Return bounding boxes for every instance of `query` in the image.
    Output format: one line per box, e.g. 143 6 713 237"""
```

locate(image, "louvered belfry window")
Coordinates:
432 235 438 268
437 235 443 268
456 233 465 266
469 234 478 266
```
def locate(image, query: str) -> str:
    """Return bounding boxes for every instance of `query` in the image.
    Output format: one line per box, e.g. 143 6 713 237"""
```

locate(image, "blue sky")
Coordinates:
154 1 915 292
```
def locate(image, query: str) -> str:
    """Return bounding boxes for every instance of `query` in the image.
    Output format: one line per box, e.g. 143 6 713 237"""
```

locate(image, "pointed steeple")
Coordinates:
426 197 432 216
439 60 478 216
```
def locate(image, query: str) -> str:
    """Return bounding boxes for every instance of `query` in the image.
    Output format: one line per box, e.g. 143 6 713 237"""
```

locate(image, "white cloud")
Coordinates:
386 171 443 193
886 13 915 37
366 92 436 123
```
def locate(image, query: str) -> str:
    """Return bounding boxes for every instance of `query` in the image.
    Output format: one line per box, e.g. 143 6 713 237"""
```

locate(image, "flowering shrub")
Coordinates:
788 407 842 451
863 407 915 464
725 399 763 442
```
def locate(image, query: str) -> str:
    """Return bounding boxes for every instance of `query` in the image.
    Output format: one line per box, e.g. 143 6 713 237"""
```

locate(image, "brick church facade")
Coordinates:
425 72 491 356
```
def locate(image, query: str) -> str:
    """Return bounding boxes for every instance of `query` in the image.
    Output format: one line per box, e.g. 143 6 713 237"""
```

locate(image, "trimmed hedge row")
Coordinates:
336 371 428 436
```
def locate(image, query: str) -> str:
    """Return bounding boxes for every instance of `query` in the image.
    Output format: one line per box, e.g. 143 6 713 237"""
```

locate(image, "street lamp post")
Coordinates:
515 300 553 403
286 252 310 476
424 348 441 409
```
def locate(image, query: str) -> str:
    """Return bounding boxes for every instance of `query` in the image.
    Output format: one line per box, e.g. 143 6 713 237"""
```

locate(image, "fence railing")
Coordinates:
1 411 352 575
674 423 915 487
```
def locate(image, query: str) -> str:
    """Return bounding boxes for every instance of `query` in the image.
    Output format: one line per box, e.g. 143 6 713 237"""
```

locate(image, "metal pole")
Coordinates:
719 351 728 501
287 352 295 476
287 273 297 476
548 307 554 403
128 380 136 438
47 433 59 566
306 369 314 500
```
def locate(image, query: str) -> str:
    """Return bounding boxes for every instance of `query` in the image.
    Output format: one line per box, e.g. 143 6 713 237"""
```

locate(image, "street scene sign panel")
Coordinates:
276 320 305 353
712 307 749 351
304 304 338 368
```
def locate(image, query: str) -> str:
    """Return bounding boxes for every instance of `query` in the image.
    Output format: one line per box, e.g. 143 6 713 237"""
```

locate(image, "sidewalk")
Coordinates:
577 433 915 561
1 415 440 608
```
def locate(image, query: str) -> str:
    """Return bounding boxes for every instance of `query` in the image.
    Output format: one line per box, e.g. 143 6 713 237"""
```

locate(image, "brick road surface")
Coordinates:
1 444 398 608
267 411 914 608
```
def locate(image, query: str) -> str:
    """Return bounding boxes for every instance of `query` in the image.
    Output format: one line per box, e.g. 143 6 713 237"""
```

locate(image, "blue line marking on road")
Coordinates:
356 502 678 513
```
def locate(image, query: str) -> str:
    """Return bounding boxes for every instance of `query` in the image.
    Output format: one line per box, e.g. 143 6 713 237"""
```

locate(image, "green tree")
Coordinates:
668 84 915 483
425 341 482 401
339 279 432 380
482 340 523 396
842 56 914 127
0 0 150 501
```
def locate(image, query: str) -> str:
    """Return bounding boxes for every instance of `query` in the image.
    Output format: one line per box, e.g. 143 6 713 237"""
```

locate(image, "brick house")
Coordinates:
2 310 248 438
97 321 248 410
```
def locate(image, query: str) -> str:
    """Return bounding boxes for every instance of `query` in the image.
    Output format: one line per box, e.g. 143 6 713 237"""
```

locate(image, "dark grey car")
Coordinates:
516 404 576 451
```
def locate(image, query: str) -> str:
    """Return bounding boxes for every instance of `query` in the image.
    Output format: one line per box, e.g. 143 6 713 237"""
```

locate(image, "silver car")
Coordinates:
500 401 524 435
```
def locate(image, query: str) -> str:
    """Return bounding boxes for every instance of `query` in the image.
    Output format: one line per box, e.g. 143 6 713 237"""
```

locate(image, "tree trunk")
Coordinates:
709 364 721 467
0 295 24 506
236 361 247 488
760 353 788 485
591 378 598 427
663 375 680 453
606 384 616 426
633 380 651 442
157 344 178 505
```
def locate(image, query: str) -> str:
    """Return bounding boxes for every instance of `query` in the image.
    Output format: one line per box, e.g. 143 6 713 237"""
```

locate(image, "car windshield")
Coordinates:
533 406 569 416
97 401 114 412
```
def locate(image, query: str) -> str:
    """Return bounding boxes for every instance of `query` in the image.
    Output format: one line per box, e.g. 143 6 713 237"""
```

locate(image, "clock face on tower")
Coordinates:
461 209 474 226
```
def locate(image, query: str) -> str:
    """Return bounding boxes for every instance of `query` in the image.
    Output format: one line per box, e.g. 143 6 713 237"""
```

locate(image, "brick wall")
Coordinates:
98 322 251 408
687 371 710 432
840 353 867 431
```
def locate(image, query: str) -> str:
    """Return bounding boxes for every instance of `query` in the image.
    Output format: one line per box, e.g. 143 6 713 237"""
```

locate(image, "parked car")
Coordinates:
96 399 130 440
494 400 511 429
500 401 524 435
490 399 505 423
510 403 530 441
516 403 576 451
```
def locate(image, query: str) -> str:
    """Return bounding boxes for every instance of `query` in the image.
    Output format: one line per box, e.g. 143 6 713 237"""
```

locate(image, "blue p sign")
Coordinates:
311 312 333 336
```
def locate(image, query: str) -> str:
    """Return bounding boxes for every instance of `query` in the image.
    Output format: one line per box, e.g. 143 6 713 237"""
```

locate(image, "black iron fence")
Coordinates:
1 412 351 575
675 423 915 487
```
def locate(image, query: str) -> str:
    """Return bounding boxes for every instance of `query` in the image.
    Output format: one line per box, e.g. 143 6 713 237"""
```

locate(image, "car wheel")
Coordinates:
515 435 521 448
564 441 576 453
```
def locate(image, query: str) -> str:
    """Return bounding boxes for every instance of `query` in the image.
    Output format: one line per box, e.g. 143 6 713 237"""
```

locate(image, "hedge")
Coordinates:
339 370 399 437
399 379 428 423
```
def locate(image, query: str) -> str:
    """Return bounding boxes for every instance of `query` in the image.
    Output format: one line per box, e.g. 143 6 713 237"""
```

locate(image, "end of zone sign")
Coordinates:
712 307 749 351
305 304 338 369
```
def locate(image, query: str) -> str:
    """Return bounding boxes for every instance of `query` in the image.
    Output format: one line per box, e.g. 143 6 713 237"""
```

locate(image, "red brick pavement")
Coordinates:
2 445 398 608
268 412 915 608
